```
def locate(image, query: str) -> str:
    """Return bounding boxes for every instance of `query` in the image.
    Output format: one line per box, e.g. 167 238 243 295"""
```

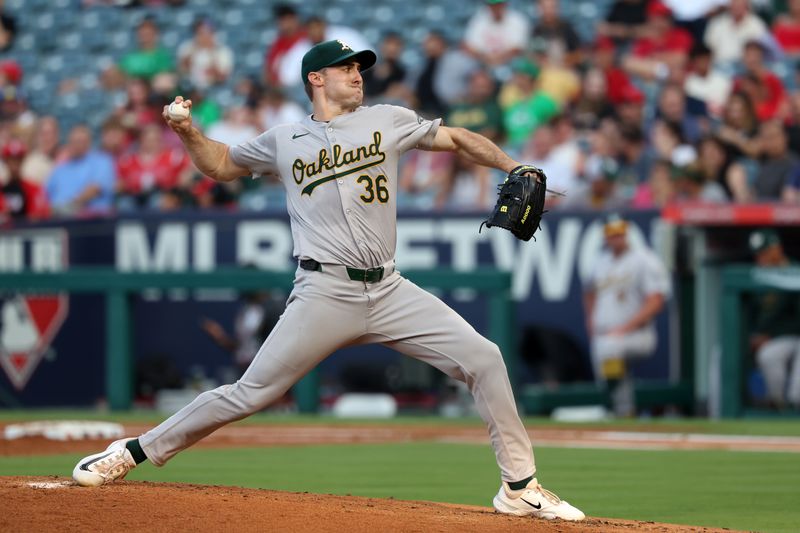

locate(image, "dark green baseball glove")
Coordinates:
479 165 547 242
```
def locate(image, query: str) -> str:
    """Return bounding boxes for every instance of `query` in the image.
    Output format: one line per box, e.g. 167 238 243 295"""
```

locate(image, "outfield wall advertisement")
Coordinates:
0 209 668 406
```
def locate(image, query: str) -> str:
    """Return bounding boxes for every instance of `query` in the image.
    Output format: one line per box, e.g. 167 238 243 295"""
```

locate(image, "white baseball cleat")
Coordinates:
72 438 137 487
493 477 585 521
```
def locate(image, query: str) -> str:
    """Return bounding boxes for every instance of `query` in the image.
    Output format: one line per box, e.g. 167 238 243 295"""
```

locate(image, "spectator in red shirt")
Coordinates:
0 140 49 221
116 124 192 210
0 59 21 86
264 4 306 86
734 40 790 122
592 36 636 106
615 84 647 131
773 0 800 57
623 1 694 82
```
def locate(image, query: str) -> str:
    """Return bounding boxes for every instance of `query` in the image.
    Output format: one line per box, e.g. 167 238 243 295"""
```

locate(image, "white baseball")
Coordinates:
168 101 190 122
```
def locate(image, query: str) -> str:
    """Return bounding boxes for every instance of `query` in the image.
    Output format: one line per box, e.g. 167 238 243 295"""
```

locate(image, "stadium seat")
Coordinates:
774 59 798 91
223 8 245 27
58 31 83 52
424 5 446 23
174 9 196 28
79 10 101 30
325 6 345 24
160 29 180 49
243 51 263 76
110 31 133 53
0 0 629 140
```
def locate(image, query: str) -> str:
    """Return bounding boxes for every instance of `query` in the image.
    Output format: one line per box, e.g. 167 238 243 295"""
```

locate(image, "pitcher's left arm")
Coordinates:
427 126 519 173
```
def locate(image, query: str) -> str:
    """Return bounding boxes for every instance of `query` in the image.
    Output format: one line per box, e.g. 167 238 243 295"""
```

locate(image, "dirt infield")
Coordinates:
0 476 734 533
2 422 788 531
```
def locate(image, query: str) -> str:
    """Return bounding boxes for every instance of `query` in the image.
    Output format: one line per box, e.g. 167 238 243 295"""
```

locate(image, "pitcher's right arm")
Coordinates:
163 97 249 182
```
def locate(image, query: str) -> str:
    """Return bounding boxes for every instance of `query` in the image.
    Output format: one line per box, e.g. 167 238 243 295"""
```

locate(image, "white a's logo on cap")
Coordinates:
337 40 352 51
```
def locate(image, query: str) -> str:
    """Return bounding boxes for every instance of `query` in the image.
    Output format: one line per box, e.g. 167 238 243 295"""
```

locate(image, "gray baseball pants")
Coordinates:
757 336 800 407
139 263 536 483
591 328 656 381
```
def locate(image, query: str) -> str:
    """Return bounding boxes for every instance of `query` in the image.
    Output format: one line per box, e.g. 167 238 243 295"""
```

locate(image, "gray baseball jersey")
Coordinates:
230 105 440 268
137 104 536 485
588 246 670 334
587 246 670 372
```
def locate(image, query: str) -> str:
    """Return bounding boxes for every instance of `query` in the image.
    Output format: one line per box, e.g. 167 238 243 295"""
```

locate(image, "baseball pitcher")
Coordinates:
72 40 584 521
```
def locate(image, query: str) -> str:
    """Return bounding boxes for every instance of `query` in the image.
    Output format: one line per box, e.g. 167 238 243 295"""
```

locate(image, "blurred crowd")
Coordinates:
1 0 800 222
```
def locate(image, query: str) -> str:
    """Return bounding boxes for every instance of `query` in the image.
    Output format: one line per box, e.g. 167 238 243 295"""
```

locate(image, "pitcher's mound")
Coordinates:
0 476 727 532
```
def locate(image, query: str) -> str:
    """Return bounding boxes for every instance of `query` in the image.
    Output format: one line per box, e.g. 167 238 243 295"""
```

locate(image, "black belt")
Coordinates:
299 258 385 283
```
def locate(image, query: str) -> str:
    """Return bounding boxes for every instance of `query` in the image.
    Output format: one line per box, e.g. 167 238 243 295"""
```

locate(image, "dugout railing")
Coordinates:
0 268 515 411
719 265 800 417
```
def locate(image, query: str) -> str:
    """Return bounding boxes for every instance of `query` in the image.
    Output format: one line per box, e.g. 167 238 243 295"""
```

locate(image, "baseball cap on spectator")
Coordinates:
301 40 377 85
0 60 22 85
511 57 540 79
647 1 672 19
273 4 298 17
671 145 698 168
671 162 703 183
595 36 615 53
749 229 781 255
2 139 27 159
485 0 507 4
744 37 778 62
620 84 645 105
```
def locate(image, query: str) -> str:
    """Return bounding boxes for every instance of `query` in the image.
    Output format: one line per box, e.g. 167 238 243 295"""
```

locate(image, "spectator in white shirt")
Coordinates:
256 87 306 131
463 0 530 68
662 0 726 41
205 106 260 147
177 18 234 91
521 122 580 206
704 0 768 66
684 43 732 117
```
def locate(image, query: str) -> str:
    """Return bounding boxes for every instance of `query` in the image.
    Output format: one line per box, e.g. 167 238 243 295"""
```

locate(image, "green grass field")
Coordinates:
2 409 800 435
2 412 800 532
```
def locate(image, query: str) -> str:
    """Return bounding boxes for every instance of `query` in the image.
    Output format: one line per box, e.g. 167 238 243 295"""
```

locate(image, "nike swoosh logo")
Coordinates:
520 497 542 510
292 132 310 139
80 451 113 471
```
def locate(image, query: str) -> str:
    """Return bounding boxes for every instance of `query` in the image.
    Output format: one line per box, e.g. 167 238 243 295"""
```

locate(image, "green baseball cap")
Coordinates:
749 229 781 255
670 163 703 183
510 57 540 79
301 40 377 85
